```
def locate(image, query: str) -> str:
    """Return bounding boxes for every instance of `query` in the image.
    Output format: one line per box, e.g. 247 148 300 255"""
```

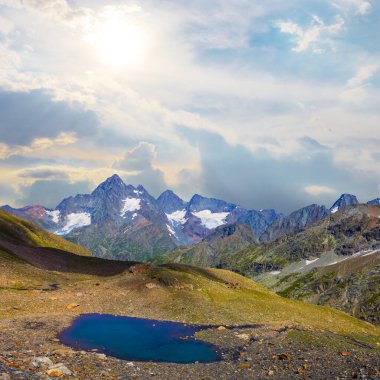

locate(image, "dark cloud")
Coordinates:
17 179 92 208
178 127 378 213
114 142 167 196
0 88 99 146
19 168 69 179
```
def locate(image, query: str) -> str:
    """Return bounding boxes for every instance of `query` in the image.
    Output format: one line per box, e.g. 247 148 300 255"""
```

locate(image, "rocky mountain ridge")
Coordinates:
1 175 378 261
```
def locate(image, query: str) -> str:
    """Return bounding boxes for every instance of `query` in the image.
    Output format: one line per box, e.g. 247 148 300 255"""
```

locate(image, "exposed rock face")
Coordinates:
330 193 359 213
261 204 329 243
219 204 380 324
367 197 380 206
2 175 282 260
152 223 258 268
156 190 186 213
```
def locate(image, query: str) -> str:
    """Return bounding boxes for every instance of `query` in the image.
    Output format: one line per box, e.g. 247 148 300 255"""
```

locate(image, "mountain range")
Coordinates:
2 174 378 262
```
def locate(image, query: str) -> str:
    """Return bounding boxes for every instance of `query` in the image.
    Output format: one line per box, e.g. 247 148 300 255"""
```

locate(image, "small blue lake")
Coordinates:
58 314 220 364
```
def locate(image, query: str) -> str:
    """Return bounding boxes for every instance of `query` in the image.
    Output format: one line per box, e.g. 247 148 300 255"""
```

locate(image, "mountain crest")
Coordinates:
330 194 358 213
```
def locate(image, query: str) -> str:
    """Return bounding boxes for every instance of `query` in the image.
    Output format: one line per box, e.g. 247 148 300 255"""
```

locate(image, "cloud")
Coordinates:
0 89 99 146
178 127 378 213
18 168 69 180
113 142 167 196
347 64 379 87
275 15 344 53
17 178 92 208
304 185 335 196
332 0 372 15
0 183 15 205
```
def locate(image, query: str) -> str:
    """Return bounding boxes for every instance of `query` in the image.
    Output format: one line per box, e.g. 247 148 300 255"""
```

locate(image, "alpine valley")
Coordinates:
3 174 380 328
1 206 380 379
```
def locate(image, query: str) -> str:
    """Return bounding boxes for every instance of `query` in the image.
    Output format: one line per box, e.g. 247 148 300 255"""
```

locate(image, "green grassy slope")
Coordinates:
0 209 92 257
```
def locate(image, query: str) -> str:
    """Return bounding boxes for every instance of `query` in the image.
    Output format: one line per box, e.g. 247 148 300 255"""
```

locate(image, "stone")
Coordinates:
145 282 158 289
236 333 250 340
217 326 227 331
338 351 350 356
278 354 293 361
30 357 53 367
67 303 80 310
47 363 72 376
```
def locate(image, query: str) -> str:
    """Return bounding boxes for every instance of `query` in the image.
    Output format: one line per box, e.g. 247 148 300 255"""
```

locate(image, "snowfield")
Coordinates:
166 209 187 225
46 210 60 223
192 210 229 229
120 198 141 217
57 212 91 235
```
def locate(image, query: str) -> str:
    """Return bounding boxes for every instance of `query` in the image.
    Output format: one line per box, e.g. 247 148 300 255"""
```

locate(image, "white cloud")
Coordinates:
347 64 379 87
305 185 335 196
276 15 344 53
332 0 372 15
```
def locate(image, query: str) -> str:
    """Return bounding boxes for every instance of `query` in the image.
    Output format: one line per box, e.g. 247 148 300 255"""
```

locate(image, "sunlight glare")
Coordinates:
85 9 145 67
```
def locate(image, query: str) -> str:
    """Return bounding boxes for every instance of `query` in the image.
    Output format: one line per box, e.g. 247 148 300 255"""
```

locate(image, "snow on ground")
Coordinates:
192 210 230 229
166 209 187 225
57 212 91 235
46 210 60 223
166 224 176 236
331 206 339 214
133 190 143 195
120 198 141 217
269 271 281 275
363 249 380 257
305 258 319 265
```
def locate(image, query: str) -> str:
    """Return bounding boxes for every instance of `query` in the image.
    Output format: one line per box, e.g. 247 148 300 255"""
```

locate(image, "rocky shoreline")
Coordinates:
0 314 379 380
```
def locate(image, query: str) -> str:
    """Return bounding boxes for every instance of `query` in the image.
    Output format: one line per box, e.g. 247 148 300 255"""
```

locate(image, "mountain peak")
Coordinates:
330 194 358 213
157 190 186 213
92 174 126 194
367 197 380 206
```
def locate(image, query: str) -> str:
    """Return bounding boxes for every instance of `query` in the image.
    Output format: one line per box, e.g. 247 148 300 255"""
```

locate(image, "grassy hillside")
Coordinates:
154 205 380 324
0 209 379 348
0 209 92 257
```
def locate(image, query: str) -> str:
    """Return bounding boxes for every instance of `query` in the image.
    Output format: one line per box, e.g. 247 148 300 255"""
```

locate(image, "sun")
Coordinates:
85 9 145 67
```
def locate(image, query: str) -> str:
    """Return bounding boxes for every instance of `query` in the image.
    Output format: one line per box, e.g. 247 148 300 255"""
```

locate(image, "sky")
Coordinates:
0 0 379 213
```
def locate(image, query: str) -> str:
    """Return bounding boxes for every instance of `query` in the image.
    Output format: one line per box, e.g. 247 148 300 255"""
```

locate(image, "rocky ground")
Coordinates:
0 314 379 380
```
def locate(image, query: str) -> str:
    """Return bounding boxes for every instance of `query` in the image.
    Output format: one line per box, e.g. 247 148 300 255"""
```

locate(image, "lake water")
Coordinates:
58 314 220 364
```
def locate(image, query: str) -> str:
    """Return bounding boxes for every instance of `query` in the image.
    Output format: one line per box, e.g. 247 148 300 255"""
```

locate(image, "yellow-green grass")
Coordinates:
0 209 91 256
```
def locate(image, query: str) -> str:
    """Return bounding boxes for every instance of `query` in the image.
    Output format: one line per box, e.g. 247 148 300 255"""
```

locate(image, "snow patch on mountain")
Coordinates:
46 210 60 223
192 210 230 229
120 198 141 217
166 224 176 236
331 206 339 214
166 209 187 225
58 212 91 235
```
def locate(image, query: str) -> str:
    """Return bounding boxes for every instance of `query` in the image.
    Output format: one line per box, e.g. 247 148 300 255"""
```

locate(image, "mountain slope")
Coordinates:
261 204 329 242
0 212 379 380
0 216 378 345
220 204 380 323
152 223 258 267
0 209 91 257
2 175 282 260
